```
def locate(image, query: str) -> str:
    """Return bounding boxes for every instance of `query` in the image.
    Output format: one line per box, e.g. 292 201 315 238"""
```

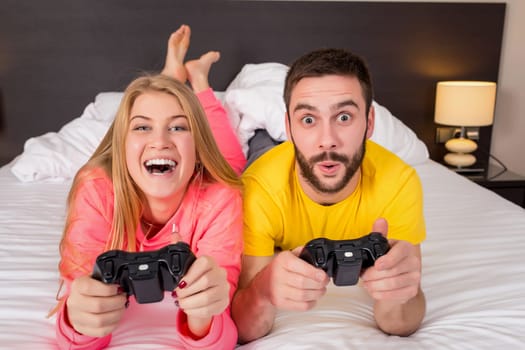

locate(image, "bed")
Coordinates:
1 1 524 349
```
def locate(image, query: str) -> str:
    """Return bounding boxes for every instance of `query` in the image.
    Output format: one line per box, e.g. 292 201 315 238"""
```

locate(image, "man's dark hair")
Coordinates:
284 48 374 115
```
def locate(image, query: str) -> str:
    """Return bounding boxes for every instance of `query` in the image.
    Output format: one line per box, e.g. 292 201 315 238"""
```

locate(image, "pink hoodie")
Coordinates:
197 88 246 175
56 89 245 349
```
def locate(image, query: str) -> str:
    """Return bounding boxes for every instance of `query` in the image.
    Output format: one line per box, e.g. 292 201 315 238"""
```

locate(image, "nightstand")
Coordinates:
462 165 525 208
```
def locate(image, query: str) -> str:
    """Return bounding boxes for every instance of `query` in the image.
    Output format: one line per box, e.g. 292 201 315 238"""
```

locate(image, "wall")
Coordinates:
339 0 524 175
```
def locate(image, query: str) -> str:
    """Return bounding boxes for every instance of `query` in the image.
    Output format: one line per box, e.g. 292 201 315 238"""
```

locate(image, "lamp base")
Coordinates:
447 166 486 174
443 152 485 174
443 152 476 167
444 137 478 154
441 131 486 174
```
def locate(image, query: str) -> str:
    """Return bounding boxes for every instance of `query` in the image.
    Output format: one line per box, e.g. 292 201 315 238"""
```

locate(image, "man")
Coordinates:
231 48 426 343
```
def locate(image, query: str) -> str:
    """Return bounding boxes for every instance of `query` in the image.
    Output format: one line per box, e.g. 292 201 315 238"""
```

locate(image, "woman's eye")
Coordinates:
132 125 149 131
301 115 315 125
338 113 351 122
169 125 188 132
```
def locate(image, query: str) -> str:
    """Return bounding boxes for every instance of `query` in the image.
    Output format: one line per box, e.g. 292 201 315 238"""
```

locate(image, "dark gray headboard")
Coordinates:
0 1 505 167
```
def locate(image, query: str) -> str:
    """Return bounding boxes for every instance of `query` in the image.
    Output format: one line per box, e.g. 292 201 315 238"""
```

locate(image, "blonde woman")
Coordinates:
54 25 245 349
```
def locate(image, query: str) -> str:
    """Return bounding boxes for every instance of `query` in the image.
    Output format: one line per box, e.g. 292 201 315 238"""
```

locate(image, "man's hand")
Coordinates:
66 275 127 337
361 239 421 304
361 218 421 304
360 217 425 336
257 249 330 311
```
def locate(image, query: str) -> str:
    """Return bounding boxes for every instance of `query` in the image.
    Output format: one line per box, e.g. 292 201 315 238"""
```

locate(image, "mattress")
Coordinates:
0 159 524 348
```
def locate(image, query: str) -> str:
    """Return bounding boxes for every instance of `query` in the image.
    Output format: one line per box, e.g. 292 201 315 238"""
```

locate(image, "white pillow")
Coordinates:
10 61 428 183
10 92 122 182
224 63 289 155
224 63 429 165
10 91 228 182
370 101 429 165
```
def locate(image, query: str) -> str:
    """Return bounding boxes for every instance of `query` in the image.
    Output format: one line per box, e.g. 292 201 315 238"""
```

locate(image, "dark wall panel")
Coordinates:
0 1 505 167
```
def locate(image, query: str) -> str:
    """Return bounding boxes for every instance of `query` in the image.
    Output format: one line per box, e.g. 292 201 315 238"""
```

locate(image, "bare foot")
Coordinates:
161 24 191 83
185 51 221 93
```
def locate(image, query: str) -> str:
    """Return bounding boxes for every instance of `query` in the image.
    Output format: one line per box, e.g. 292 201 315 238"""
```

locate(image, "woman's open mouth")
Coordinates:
144 158 177 175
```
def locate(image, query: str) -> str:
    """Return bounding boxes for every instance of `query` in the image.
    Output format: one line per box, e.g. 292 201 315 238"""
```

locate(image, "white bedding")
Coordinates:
1 158 524 349
10 63 429 183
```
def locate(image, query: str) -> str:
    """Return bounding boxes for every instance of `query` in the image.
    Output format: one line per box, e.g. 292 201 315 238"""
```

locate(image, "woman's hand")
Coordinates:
173 255 230 338
66 275 127 337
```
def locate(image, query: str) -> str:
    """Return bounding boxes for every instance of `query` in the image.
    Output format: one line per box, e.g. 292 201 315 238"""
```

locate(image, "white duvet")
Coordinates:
10 63 429 183
3 62 524 349
1 159 524 349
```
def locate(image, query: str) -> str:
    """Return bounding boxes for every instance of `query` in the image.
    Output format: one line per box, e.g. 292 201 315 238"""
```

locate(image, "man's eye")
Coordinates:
301 116 315 125
338 113 351 122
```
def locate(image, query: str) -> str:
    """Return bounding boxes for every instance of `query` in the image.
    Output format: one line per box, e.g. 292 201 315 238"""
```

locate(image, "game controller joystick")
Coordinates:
299 232 389 286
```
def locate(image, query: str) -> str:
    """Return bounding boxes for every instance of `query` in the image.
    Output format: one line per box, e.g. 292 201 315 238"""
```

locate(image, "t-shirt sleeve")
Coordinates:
242 174 282 256
383 167 426 245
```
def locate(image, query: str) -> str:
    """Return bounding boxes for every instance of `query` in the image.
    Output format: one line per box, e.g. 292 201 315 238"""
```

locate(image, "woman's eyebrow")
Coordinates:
129 114 188 122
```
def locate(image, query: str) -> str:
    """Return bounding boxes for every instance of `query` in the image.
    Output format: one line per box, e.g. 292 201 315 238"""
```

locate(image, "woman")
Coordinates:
54 25 245 349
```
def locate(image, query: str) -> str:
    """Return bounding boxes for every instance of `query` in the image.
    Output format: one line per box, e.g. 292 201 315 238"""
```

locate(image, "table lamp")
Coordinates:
434 81 497 170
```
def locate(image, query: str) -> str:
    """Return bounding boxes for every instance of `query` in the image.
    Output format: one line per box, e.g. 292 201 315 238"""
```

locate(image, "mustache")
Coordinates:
310 151 349 164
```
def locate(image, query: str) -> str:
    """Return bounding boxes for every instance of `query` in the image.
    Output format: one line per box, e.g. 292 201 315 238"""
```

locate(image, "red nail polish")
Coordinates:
174 300 179 307
178 280 187 289
171 290 177 298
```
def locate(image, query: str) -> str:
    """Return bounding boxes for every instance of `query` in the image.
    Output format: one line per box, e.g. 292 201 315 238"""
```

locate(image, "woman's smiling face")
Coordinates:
125 90 197 207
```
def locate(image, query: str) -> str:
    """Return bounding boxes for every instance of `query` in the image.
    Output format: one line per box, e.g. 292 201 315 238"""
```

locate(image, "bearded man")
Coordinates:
231 48 427 343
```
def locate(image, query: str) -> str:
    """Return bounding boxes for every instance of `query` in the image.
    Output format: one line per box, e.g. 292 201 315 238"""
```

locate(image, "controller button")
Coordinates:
315 247 325 265
103 260 113 278
171 255 181 272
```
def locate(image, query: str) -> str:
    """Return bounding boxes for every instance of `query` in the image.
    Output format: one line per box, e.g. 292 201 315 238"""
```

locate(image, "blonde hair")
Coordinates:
57 74 241 292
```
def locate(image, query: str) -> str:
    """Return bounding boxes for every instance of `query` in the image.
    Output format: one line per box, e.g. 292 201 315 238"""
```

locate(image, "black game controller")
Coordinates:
92 242 196 304
299 232 389 286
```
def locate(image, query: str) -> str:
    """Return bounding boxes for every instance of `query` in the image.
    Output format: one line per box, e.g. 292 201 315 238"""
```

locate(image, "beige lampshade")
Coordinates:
434 81 497 126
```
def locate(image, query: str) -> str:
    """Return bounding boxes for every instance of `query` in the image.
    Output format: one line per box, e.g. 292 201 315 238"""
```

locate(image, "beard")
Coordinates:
294 139 366 195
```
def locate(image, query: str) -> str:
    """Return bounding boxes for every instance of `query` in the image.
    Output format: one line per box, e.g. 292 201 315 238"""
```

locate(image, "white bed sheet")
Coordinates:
0 159 524 349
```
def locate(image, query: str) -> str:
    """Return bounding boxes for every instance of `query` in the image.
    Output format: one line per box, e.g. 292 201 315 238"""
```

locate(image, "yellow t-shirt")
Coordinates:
242 140 426 256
